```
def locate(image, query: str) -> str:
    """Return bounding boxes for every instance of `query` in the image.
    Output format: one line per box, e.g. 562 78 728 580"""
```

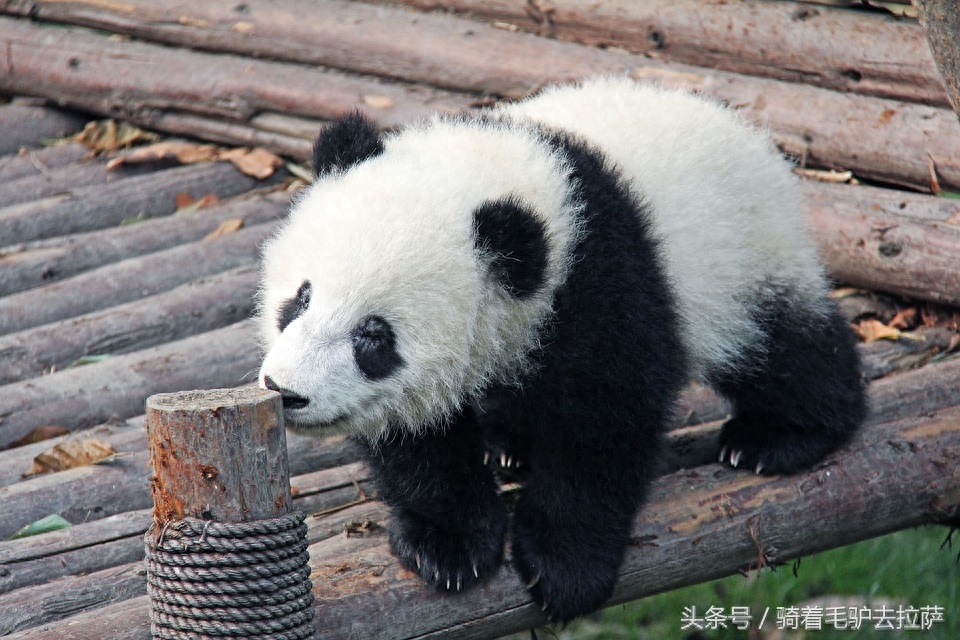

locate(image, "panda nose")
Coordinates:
263 375 310 410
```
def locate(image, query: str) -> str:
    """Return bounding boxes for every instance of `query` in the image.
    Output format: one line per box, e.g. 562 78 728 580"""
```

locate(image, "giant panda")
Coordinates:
257 77 866 623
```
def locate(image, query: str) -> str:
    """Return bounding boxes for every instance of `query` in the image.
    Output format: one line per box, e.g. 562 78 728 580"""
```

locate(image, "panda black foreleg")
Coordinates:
714 300 867 474
509 411 664 624
357 408 508 593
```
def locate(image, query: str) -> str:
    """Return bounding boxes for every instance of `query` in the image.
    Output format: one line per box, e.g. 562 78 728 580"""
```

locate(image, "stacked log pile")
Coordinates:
0 1 959 638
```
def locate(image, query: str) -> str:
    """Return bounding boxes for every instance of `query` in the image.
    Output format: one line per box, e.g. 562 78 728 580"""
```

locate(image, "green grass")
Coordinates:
554 526 958 639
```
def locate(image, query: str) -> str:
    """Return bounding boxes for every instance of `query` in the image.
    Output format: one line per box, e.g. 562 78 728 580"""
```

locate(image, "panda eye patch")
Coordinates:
352 315 404 380
277 280 312 332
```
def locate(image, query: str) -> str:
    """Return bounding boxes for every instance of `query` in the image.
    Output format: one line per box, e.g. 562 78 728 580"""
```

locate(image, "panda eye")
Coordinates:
277 280 311 332
351 315 404 380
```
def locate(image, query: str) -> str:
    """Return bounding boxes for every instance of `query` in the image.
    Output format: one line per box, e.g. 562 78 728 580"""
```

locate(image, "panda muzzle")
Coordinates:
263 375 310 410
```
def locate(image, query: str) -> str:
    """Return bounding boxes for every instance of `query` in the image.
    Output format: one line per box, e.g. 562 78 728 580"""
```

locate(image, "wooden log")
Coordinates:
0 463 371 597
0 142 90 181
0 156 161 209
0 320 259 449
2 14 958 192
0 17 473 131
0 414 355 489
803 181 960 306
857 326 959 380
0 564 150 637
0 189 288 296
0 266 259 384
0 221 274 336
393 0 948 107
146 388 289 523
3 353 960 596
150 111 314 161
0 449 152 541
0 161 265 244
7 403 959 639
915 0 960 119
4 593 153 640
0 101 87 155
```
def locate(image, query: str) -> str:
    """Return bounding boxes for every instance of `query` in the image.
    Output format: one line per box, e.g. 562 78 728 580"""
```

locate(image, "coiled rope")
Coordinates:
144 510 317 639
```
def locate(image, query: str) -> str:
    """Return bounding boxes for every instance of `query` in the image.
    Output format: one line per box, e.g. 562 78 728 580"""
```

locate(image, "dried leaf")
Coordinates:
174 192 220 214
9 425 70 448
107 141 220 169
854 319 903 343
828 287 867 300
204 218 245 240
26 438 117 477
285 161 314 183
10 514 72 540
888 307 919 331
72 120 157 153
218 147 284 179
793 168 855 183
362 95 396 110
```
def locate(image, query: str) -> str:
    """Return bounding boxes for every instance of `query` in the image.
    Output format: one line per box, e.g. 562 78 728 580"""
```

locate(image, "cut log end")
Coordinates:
145 387 289 526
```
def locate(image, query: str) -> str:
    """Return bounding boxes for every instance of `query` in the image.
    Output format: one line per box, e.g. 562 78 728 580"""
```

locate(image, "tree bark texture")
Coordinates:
2 404 958 638
914 0 960 119
1 14 959 191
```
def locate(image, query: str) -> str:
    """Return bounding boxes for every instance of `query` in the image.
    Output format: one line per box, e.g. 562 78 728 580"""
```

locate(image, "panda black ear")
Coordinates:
473 197 549 299
311 111 385 178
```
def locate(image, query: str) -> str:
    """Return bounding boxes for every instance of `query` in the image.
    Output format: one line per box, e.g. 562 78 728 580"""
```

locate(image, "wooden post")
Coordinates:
145 387 290 525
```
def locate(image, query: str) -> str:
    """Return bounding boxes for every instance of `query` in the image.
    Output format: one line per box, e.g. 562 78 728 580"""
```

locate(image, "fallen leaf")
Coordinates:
218 147 284 179
10 514 72 540
854 319 903 343
26 438 117 477
285 161 314 183
362 95 396 110
107 141 220 169
888 307 918 331
67 354 114 368
72 120 157 153
9 425 70 448
174 192 220 214
204 217 245 240
828 287 867 300
793 168 855 183
878 108 896 124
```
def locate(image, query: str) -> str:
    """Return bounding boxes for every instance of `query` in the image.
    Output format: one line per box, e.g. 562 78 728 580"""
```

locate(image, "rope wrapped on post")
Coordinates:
144 388 318 640
144 511 316 639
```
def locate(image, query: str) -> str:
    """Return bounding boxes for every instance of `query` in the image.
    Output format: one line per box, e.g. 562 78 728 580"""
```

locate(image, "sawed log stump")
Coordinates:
144 388 318 640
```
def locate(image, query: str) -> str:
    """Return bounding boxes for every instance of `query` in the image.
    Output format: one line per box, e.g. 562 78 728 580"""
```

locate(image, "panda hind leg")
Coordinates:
713 298 867 475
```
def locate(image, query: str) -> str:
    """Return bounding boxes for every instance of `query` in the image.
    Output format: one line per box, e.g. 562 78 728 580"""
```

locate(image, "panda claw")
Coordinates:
500 452 508 468
526 572 541 590
446 577 451 590
472 563 479 579
456 576 462 592
730 449 742 468
755 462 764 475
718 445 729 463
483 451 490 466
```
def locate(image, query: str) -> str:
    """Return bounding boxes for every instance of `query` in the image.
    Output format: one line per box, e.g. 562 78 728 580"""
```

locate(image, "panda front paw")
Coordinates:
511 507 620 623
388 504 508 593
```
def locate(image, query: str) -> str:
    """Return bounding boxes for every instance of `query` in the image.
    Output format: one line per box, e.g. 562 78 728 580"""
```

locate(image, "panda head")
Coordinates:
257 112 582 440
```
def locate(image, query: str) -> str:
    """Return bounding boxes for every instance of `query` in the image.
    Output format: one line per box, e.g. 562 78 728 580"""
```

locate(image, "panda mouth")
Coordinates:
263 376 309 410
281 392 309 411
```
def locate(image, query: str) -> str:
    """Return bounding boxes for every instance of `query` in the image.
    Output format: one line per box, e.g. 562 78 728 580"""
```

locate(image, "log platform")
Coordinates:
0 1 958 638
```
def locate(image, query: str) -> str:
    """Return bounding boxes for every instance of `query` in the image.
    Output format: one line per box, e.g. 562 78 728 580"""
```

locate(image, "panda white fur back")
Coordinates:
258 78 866 623
501 78 828 375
